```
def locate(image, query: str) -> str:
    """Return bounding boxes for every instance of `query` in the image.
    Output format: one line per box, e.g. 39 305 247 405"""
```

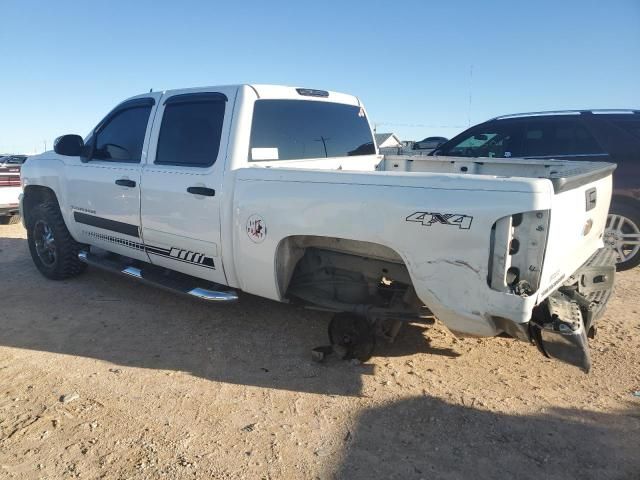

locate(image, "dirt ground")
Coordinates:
0 222 638 480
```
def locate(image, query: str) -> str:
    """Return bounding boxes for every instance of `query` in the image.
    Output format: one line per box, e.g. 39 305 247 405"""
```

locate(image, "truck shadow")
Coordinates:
0 236 454 396
330 394 640 479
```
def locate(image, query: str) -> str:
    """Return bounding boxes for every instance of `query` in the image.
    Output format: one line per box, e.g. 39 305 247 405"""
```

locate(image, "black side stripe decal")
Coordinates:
74 212 140 238
84 231 145 251
146 246 215 269
82 230 215 270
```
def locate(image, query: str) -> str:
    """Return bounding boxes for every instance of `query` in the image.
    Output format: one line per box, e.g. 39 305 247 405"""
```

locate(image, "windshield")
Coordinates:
249 100 375 161
438 123 522 158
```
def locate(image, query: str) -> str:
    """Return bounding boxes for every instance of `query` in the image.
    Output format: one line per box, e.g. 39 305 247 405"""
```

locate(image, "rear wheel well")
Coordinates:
275 235 424 317
22 186 59 227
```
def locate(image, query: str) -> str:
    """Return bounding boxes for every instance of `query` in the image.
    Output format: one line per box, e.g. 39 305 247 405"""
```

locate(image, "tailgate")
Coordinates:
536 165 615 303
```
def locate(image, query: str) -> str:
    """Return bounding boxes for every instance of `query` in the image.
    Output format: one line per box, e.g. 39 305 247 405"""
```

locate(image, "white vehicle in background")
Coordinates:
20 85 616 372
0 156 24 224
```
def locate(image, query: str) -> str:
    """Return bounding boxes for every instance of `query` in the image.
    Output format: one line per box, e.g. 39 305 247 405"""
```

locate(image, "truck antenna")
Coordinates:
467 65 473 127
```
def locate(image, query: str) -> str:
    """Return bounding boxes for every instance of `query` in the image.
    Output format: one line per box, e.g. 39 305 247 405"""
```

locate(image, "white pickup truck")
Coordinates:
20 84 616 372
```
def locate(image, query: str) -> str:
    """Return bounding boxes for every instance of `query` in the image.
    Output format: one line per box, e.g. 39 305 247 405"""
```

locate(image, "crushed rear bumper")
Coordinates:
529 248 616 372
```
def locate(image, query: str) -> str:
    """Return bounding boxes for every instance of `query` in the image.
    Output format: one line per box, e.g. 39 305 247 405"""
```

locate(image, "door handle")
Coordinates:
115 179 136 188
187 186 215 197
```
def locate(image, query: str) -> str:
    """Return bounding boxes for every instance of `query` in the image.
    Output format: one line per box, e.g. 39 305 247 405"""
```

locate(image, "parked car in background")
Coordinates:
0 154 28 166
413 136 448 151
0 160 22 224
431 110 640 270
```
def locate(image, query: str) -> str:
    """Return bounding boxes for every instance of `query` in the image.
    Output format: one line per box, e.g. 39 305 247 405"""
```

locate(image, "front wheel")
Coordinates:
604 202 640 271
27 202 87 280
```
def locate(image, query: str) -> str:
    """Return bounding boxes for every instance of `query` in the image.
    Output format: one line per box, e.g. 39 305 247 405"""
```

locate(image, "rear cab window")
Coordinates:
249 100 375 161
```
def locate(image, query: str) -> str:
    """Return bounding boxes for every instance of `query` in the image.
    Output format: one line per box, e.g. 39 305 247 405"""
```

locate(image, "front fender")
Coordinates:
20 154 74 232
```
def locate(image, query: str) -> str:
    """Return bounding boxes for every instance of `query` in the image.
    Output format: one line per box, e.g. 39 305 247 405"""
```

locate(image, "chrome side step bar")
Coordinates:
78 251 238 302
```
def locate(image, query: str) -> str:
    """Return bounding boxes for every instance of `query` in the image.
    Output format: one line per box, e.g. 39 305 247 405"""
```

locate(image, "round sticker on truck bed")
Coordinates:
247 214 267 243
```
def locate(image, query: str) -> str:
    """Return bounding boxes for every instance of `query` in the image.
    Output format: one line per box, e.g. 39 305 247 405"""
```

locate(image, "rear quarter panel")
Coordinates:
231 167 553 336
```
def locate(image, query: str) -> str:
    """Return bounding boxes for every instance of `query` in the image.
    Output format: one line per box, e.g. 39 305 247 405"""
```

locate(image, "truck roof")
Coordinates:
125 84 361 107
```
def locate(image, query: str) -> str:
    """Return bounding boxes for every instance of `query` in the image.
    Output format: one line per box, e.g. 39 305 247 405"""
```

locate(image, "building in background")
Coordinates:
374 133 403 150
375 132 405 155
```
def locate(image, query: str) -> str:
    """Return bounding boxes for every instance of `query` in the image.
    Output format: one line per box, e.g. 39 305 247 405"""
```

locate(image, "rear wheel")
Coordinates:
605 202 640 271
27 202 87 280
328 313 376 362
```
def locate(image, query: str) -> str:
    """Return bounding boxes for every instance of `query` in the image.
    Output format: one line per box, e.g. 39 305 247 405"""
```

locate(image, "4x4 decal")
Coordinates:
406 212 473 230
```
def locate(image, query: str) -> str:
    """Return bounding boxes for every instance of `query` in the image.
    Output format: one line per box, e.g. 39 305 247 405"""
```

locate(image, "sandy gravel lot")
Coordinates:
0 222 639 479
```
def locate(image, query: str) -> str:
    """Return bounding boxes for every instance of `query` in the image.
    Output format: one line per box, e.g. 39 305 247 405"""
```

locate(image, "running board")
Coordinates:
78 251 238 302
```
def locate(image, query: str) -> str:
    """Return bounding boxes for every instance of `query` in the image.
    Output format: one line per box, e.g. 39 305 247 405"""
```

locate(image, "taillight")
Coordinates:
488 210 550 295
0 175 21 187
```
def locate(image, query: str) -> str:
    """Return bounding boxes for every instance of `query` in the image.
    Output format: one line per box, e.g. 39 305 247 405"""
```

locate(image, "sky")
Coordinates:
1 0 639 154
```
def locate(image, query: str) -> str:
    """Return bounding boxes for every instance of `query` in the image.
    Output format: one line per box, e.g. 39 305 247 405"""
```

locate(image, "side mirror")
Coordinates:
54 134 84 156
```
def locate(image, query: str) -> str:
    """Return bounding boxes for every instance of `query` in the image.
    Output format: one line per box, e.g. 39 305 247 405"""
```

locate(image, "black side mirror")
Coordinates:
54 134 84 156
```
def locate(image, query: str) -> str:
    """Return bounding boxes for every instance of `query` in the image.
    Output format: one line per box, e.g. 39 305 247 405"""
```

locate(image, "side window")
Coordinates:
155 97 226 167
93 106 152 162
613 119 640 140
521 123 553 156
553 121 603 155
522 120 603 157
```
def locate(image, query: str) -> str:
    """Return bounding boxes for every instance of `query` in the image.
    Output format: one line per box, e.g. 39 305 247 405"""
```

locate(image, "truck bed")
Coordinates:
381 155 616 193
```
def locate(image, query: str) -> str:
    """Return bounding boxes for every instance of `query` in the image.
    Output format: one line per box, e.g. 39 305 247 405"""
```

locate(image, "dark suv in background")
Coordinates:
431 110 640 270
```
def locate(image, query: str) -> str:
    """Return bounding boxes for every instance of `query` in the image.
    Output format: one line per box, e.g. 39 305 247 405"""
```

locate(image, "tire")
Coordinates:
605 202 640 271
27 202 87 280
0 215 20 225
328 313 376 362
